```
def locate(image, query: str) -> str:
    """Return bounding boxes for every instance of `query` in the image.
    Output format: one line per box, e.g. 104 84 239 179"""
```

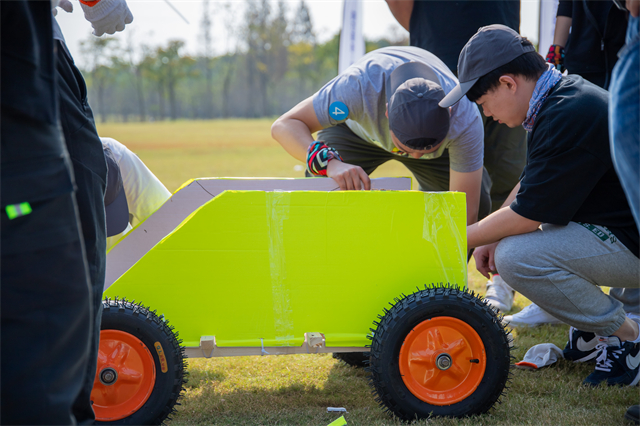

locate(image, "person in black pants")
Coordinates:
52 1 133 421
0 1 92 423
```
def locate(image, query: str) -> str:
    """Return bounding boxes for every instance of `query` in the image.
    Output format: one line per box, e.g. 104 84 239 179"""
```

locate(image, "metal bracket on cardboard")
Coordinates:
304 332 325 353
200 335 216 358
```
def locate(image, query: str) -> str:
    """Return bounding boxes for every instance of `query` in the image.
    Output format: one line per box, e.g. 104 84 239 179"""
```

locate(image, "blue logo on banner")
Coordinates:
329 101 349 121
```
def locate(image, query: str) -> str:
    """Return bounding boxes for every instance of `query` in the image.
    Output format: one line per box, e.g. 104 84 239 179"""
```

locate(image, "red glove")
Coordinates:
545 45 565 73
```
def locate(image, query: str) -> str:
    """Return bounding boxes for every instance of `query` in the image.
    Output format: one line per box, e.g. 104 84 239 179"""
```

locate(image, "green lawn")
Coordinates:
98 120 639 426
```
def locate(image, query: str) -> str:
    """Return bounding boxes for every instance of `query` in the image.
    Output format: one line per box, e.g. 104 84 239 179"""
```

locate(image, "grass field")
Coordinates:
98 120 639 426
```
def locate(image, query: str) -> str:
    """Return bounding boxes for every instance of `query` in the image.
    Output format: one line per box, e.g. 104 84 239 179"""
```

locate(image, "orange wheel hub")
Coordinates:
91 330 156 421
399 316 486 406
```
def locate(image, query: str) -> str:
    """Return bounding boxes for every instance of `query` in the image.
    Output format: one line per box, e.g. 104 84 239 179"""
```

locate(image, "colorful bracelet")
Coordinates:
545 45 565 72
306 141 343 177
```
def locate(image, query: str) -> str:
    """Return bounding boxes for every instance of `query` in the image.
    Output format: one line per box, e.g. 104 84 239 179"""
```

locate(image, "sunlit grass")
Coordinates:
97 119 639 426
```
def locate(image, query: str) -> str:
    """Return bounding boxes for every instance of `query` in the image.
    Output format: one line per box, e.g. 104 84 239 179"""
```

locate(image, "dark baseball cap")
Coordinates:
386 61 450 150
439 24 535 108
103 146 129 237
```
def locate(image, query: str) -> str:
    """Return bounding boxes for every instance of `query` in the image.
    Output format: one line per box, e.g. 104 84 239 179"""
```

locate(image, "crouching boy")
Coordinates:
440 25 640 386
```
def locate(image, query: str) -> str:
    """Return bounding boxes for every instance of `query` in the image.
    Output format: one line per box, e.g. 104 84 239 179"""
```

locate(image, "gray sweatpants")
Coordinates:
495 221 640 336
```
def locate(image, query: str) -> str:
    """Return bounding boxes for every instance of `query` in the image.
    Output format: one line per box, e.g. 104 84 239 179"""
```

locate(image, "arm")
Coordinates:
449 167 482 225
271 97 371 190
271 96 321 161
553 16 572 47
467 203 541 249
385 0 414 32
471 181 522 277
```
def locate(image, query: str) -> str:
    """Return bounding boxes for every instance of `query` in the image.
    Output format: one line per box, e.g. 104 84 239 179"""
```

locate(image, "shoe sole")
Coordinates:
630 368 640 387
502 319 564 328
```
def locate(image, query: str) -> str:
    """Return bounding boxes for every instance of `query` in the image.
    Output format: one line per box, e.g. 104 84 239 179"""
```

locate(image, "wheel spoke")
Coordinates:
448 338 467 356
118 367 144 385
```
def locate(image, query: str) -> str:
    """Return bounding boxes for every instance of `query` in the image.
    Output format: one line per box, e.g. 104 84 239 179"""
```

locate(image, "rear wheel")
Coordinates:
369 285 511 419
92 299 187 425
332 352 369 368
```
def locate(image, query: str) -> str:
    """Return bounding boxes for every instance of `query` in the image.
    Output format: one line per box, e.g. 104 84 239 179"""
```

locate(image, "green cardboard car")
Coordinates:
94 178 510 424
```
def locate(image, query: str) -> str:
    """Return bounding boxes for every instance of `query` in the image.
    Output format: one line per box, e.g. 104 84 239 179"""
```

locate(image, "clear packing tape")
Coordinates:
105 190 468 349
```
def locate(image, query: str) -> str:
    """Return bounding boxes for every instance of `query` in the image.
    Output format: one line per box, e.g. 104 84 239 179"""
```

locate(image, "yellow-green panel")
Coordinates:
106 190 467 348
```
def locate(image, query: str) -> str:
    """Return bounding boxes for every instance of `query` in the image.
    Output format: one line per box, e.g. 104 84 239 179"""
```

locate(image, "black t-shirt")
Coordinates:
511 76 639 257
557 0 628 80
409 0 521 73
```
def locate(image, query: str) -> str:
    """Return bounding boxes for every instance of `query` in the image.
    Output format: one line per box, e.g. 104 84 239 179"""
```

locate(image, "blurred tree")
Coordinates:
80 35 118 123
200 0 214 118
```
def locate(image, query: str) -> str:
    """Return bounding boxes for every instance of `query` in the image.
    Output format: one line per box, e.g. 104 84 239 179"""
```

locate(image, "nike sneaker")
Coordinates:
582 336 640 387
502 303 564 327
563 326 601 363
484 275 514 313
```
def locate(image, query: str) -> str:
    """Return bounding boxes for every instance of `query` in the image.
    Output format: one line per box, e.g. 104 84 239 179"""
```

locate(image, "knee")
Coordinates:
494 235 532 289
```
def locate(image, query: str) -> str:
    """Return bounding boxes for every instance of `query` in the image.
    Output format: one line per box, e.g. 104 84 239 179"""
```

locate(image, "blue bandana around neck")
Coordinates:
522 64 562 132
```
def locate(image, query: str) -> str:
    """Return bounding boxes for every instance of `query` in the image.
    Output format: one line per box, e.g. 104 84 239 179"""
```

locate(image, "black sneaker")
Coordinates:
625 405 640 425
563 326 601 362
582 336 640 387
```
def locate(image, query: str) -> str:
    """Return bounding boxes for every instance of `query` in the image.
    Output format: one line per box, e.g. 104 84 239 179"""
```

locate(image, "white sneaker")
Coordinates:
503 303 565 327
484 275 514 312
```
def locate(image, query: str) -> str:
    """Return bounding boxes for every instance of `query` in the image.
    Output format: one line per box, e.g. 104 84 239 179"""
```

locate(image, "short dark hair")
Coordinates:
466 39 547 103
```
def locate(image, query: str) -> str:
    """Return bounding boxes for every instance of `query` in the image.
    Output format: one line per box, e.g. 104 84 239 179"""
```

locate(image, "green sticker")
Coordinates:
327 416 347 426
6 202 32 220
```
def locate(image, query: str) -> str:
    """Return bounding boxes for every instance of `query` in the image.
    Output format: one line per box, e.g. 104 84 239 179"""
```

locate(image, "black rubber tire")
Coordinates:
96 299 187 425
369 285 511 420
332 352 369 368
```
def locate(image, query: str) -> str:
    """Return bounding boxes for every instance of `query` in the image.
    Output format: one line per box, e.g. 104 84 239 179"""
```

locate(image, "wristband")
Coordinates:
545 45 565 72
306 141 343 176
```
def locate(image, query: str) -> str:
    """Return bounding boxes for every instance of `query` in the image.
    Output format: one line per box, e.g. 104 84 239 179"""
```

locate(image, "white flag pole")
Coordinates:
538 0 559 56
338 0 365 74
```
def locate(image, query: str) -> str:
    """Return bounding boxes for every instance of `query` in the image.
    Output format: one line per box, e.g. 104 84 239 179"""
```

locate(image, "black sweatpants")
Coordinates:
56 38 108 424
1 2 92 424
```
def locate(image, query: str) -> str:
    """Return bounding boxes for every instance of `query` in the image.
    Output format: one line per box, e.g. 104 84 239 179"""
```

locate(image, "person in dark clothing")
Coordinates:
546 0 628 89
386 0 527 313
52 0 133 422
441 24 640 387
0 1 92 423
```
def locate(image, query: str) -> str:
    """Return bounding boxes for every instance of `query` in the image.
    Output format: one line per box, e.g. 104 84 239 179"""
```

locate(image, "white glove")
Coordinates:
52 0 73 16
80 0 134 37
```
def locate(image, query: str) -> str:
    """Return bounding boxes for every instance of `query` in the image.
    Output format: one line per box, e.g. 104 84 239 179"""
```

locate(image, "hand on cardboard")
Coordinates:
327 160 371 190
81 0 134 37
473 242 499 279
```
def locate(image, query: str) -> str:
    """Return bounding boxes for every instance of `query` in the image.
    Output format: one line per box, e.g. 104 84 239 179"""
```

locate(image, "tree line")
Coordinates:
79 0 407 122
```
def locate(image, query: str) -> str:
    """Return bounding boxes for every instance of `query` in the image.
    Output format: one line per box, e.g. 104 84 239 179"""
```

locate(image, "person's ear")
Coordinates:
499 75 517 93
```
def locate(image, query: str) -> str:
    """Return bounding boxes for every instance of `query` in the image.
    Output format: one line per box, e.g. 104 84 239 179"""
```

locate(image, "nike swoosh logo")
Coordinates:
627 350 640 370
576 336 598 352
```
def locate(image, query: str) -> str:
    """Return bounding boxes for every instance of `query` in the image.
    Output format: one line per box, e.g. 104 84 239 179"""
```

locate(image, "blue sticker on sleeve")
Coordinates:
329 101 349 121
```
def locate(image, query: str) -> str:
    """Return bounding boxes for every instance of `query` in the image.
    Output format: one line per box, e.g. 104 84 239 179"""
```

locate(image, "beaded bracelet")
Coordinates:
306 141 343 176
545 45 565 72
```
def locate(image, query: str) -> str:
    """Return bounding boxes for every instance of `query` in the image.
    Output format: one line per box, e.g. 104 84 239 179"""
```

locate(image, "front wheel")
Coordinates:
92 299 187 425
369 285 511 419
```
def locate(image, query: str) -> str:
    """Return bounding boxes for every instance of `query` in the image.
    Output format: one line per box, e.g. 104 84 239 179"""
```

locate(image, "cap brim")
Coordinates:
439 78 478 108
386 62 442 104
105 188 129 237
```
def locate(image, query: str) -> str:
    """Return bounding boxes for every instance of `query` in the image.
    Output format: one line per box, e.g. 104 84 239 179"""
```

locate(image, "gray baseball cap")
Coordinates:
439 24 535 108
386 62 450 150
104 146 129 237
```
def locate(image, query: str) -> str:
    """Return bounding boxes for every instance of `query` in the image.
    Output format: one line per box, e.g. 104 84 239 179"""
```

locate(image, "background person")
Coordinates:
441 24 639 387
271 46 487 227
385 0 527 313
101 137 172 250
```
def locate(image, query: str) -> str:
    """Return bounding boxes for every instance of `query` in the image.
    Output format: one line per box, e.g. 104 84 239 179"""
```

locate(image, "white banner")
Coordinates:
538 0 559 56
338 0 365 74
